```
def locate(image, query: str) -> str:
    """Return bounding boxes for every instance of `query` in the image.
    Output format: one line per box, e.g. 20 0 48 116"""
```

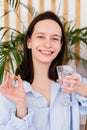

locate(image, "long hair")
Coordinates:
15 11 67 83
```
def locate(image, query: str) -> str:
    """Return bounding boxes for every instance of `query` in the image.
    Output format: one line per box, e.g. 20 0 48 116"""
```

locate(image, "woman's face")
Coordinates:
27 19 62 65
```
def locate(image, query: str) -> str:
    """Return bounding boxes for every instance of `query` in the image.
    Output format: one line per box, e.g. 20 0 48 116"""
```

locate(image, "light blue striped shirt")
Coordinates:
0 74 87 130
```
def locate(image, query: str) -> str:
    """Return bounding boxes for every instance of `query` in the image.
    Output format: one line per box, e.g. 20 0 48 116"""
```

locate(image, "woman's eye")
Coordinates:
37 35 44 38
52 38 59 41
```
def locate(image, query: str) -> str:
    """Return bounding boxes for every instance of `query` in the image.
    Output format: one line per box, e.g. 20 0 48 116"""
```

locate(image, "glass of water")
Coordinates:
56 65 76 106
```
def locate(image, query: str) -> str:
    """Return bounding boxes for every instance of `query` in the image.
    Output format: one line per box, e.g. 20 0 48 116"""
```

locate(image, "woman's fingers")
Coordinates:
3 73 15 89
4 72 10 88
65 75 79 81
62 85 79 93
0 73 10 94
0 86 5 94
57 75 80 86
57 75 80 93
17 75 23 88
9 74 15 88
61 86 74 93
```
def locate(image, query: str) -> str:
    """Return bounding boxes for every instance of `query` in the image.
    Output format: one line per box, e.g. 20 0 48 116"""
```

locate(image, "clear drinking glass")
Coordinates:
56 65 76 106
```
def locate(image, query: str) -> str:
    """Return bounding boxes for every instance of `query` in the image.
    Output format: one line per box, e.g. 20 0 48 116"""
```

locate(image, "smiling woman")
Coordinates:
0 11 87 130
27 19 62 65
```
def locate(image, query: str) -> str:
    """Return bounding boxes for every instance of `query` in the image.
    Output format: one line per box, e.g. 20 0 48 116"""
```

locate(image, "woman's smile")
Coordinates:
39 50 53 55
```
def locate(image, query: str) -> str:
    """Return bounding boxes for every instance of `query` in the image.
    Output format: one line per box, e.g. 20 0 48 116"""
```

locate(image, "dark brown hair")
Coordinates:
15 11 67 83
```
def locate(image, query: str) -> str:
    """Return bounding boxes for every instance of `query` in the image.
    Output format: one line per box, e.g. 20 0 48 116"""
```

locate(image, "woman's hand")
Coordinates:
57 74 87 97
0 73 27 118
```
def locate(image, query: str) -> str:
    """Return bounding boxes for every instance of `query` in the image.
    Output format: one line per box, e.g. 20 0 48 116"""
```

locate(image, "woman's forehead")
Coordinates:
33 19 62 36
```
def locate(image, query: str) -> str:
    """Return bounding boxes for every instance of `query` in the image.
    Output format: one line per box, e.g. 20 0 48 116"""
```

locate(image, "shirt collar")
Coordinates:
23 81 43 97
50 81 61 106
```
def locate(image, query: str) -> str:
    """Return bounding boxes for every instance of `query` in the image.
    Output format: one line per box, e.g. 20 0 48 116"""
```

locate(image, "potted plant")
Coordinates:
0 0 38 84
63 20 87 63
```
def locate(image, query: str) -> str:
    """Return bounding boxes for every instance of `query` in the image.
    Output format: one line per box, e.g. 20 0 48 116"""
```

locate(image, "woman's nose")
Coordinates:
44 38 51 48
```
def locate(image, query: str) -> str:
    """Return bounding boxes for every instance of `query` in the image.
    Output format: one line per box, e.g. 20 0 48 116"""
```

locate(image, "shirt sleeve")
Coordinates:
0 94 36 130
75 73 87 115
75 93 87 115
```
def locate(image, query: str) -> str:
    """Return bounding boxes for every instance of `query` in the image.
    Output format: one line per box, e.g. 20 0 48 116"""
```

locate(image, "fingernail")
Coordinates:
18 75 21 79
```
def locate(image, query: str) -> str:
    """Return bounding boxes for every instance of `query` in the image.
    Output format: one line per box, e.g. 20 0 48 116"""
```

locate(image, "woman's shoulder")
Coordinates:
52 80 61 88
23 80 31 92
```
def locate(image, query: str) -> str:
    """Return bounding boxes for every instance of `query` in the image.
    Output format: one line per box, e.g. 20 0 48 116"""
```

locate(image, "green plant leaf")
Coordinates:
0 61 6 84
6 0 19 10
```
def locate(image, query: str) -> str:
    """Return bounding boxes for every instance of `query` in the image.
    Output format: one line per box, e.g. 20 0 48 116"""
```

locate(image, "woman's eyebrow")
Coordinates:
52 34 61 38
34 32 44 35
34 33 61 38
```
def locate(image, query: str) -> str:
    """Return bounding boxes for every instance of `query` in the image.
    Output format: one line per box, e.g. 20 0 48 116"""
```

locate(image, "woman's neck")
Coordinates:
31 61 52 106
33 61 50 81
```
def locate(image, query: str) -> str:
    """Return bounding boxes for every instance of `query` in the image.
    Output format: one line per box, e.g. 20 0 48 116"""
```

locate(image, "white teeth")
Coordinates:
40 50 52 54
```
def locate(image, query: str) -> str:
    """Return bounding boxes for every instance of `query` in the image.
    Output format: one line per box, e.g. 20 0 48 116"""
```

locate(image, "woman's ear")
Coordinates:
27 38 32 49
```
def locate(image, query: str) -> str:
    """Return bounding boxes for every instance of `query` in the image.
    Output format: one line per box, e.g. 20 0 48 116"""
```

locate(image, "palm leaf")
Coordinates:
0 60 6 84
6 0 19 9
